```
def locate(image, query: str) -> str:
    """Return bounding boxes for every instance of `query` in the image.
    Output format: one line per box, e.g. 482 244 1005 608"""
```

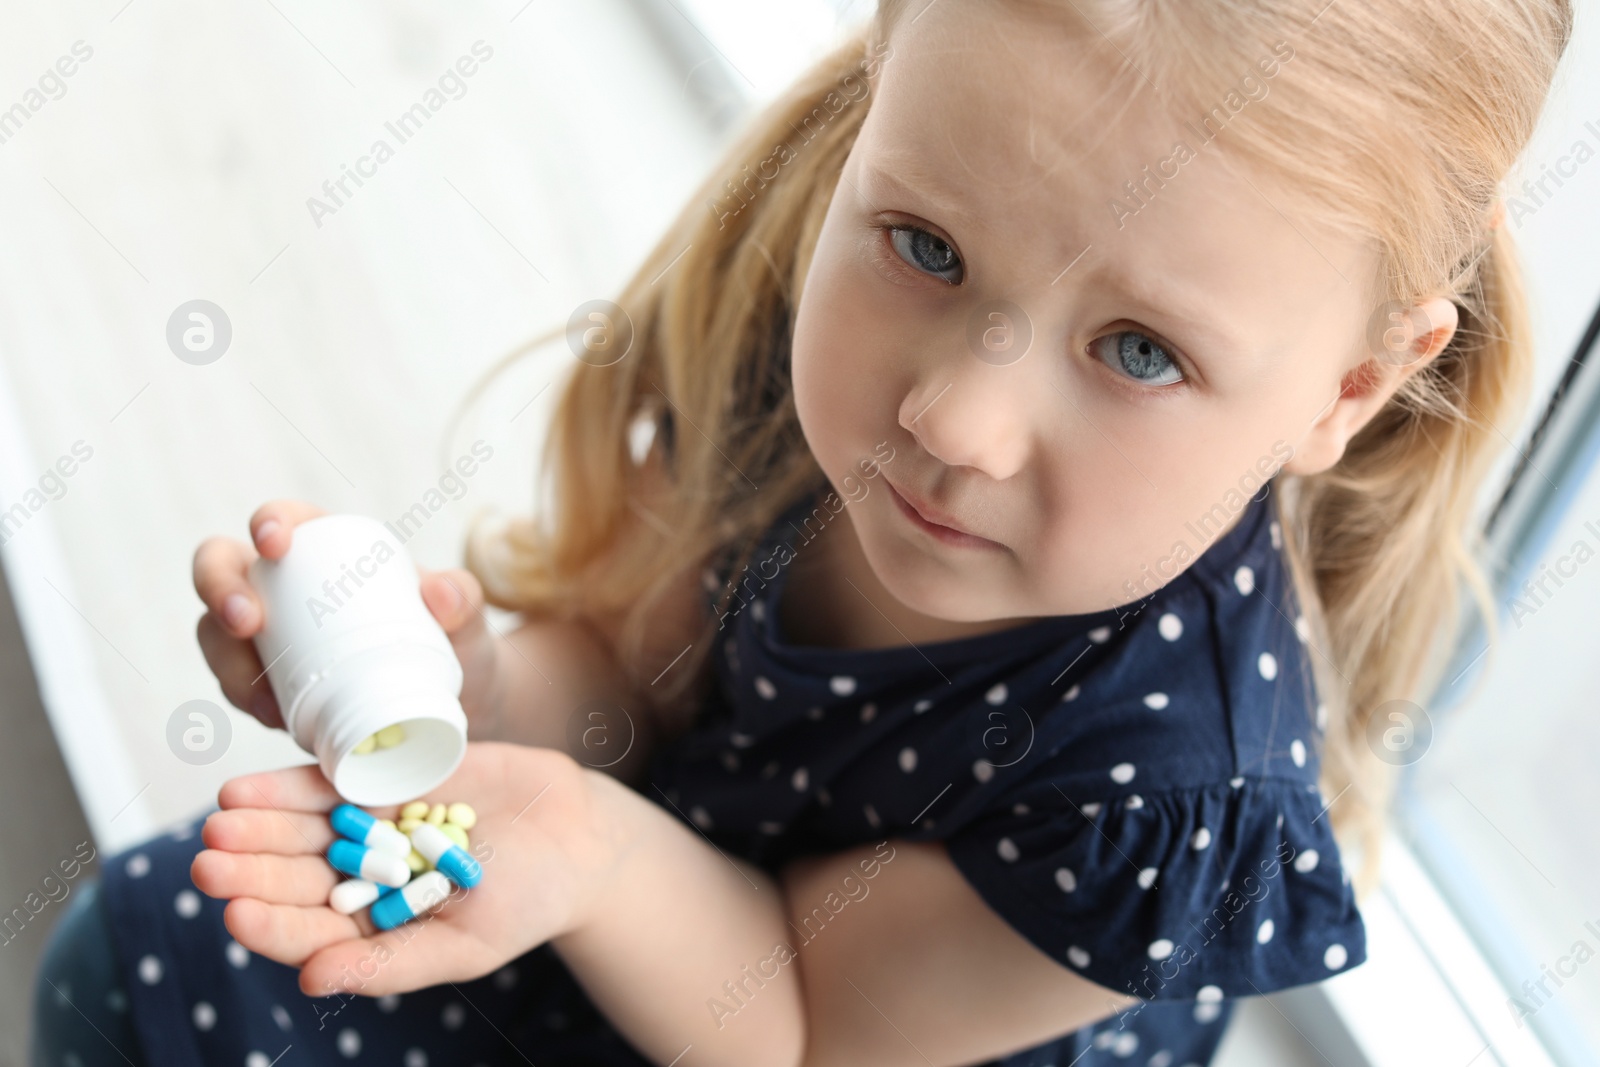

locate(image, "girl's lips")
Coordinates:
885 480 1003 550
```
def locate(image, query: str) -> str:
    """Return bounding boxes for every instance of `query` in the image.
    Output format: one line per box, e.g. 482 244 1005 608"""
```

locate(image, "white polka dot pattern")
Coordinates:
1234 565 1255 595
173 889 201 919
136 955 162 985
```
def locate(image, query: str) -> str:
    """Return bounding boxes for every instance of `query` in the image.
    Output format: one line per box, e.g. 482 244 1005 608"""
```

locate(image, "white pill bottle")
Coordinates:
247 515 468 805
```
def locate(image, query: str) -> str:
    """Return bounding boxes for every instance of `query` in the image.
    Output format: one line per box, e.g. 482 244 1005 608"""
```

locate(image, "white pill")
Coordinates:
329 879 382 915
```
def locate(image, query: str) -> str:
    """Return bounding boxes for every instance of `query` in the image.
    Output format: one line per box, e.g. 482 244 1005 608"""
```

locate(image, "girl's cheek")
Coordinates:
795 225 913 460
795 259 866 407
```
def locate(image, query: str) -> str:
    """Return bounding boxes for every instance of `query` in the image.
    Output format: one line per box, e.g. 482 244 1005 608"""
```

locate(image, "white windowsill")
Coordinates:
1277 831 1559 1067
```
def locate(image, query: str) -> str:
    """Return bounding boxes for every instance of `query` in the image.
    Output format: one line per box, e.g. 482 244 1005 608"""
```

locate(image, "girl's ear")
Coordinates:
1281 296 1459 477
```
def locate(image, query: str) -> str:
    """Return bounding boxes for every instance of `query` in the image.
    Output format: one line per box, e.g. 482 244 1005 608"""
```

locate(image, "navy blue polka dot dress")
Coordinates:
90 478 1364 1066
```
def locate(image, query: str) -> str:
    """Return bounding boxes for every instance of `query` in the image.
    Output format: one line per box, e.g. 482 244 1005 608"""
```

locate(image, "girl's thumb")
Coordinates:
421 569 482 631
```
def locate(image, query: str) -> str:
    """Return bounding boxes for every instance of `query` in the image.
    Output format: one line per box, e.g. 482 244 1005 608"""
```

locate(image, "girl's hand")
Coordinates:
192 499 505 734
189 742 623 996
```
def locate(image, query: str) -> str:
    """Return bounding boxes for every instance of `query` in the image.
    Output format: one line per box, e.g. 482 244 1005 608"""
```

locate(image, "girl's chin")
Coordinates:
857 533 1012 622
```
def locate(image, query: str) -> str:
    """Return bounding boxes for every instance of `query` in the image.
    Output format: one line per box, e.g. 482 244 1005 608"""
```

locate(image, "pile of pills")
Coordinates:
325 801 482 930
350 723 407 755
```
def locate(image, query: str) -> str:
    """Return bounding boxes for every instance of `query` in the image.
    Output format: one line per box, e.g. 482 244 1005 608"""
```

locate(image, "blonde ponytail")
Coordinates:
455 30 890 706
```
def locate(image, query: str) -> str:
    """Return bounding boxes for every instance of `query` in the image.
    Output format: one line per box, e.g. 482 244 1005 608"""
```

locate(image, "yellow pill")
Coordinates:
440 823 469 850
445 803 477 830
400 801 429 821
426 803 447 826
404 849 427 873
397 817 423 834
375 724 407 749
377 818 398 832
352 734 377 755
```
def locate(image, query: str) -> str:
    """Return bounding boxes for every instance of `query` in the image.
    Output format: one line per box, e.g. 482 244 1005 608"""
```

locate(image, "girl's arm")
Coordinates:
558 771 1137 1067
777 841 1139 1066
473 447 711 788
475 610 676 788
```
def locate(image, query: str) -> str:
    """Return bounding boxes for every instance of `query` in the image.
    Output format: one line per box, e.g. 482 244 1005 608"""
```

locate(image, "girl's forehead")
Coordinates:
874 4 1209 194
859 3 1375 368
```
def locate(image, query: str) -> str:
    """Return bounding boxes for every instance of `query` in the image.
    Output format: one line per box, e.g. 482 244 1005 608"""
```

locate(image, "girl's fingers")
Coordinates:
218 764 347 814
192 850 340 907
194 612 281 728
298 916 485 998
419 567 486 634
222 897 361 968
247 500 328 561
201 808 335 855
192 536 262 637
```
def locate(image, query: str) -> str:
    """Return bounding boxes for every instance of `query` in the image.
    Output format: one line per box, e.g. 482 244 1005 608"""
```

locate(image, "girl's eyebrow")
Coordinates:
860 163 980 229
1085 262 1246 357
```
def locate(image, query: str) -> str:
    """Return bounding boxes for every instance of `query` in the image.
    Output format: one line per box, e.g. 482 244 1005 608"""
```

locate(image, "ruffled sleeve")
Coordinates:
943 774 1366 1004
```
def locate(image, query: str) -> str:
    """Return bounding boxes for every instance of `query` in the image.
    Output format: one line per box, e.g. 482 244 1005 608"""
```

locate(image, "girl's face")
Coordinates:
791 1 1406 624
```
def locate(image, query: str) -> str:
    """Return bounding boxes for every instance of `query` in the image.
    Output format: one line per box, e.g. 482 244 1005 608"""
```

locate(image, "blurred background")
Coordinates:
1 0 1597 1064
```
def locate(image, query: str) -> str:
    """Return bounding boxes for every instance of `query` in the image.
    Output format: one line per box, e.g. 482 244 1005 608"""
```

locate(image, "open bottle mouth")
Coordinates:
331 716 466 806
315 657 469 806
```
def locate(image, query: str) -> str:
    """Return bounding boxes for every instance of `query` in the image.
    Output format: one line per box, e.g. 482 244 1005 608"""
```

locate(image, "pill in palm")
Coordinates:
328 839 411 888
426 803 447 826
409 822 482 888
330 803 412 858
400 800 430 821
404 848 429 874
445 802 477 829
370 870 452 930
440 822 469 850
328 878 395 915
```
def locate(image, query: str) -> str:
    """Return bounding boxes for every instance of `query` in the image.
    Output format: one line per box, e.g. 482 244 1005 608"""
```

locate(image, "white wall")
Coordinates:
0 0 722 849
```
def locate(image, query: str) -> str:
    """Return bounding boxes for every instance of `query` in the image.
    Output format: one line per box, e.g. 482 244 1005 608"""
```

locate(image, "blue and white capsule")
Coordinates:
329 803 412 858
370 870 452 930
327 839 411 888
408 822 482 888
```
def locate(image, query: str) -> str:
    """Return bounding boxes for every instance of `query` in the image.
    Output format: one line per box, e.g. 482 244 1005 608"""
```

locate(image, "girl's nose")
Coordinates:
897 357 1033 481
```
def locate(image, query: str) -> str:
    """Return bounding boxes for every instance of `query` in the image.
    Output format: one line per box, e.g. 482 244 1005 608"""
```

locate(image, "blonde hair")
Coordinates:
453 0 1572 893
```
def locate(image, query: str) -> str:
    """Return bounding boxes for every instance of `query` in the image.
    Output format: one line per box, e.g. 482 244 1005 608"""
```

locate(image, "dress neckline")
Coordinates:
746 482 1274 670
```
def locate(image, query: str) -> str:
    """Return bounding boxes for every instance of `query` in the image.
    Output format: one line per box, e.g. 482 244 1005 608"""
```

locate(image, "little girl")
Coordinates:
31 0 1571 1064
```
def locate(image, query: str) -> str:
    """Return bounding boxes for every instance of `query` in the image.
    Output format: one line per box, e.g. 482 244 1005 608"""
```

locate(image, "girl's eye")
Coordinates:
887 226 963 284
1089 330 1184 389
